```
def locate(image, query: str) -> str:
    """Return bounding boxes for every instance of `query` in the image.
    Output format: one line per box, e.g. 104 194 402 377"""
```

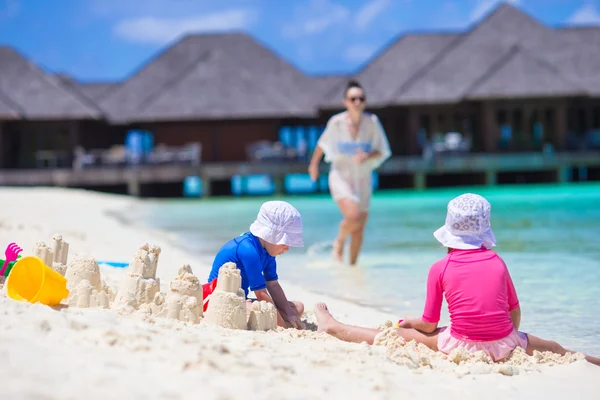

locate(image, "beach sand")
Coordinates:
0 187 597 399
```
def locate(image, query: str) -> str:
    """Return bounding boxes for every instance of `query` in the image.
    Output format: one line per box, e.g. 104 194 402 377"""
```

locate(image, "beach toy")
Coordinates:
5 256 69 306
0 255 22 277
0 242 23 276
97 261 129 268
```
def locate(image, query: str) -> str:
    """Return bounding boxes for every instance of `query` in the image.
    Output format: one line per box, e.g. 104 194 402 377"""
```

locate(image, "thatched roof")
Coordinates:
99 33 342 122
0 48 102 119
1 4 598 122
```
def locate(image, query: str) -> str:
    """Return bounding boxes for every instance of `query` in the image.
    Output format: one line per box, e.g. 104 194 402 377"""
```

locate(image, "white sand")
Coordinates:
0 187 597 399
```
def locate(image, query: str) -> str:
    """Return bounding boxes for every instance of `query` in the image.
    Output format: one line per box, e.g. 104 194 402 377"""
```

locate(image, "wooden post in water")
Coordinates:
273 174 285 195
557 165 572 183
414 172 426 191
127 178 141 197
485 170 497 186
201 173 212 197
241 175 248 195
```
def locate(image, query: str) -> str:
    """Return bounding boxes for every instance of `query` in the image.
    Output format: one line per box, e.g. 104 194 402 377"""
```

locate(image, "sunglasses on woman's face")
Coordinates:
347 96 366 103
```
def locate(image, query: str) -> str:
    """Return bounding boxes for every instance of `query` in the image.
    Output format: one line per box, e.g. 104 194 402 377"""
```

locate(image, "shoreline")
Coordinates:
105 194 412 322
106 186 600 353
2 186 399 326
1 187 598 399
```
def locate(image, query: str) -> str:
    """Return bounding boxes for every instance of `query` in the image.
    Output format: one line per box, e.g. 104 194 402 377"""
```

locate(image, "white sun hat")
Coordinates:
249 201 304 247
433 193 496 250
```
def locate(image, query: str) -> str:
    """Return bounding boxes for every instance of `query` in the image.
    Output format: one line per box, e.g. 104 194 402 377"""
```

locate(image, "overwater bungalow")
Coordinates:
0 3 599 197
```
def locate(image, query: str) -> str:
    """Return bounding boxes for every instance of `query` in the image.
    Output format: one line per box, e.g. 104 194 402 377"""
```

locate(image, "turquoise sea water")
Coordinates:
121 183 600 355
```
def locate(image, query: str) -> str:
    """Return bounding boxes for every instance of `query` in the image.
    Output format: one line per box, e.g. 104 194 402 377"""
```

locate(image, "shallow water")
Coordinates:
121 183 600 355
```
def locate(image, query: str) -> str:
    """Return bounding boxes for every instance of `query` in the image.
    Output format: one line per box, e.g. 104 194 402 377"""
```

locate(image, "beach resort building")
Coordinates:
0 3 599 196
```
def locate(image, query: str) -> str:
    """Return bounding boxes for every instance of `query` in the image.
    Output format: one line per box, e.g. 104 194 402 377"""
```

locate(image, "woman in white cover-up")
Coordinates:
308 80 391 266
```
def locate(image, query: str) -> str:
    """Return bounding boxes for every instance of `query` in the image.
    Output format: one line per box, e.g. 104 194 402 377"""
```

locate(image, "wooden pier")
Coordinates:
0 152 599 197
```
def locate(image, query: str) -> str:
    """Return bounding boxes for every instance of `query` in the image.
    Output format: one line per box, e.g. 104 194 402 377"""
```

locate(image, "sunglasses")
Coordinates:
347 96 366 103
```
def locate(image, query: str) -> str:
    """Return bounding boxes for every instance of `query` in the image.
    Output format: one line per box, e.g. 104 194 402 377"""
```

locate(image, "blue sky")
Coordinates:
1 0 599 82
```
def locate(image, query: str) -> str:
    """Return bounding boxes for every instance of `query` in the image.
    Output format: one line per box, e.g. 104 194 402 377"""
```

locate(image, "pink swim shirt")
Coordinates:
422 247 520 341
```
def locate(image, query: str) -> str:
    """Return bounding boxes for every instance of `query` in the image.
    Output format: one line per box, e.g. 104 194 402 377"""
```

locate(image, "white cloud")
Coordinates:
282 0 392 38
91 0 247 19
0 0 20 20
345 44 376 62
355 0 391 30
469 0 520 23
282 0 351 38
567 3 600 25
113 9 256 44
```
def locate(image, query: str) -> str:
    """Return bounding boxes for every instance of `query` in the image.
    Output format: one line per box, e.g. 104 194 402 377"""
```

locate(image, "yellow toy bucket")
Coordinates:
5 256 69 306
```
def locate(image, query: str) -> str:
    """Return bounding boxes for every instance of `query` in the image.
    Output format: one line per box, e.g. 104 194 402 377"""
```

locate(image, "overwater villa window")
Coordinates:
544 108 556 148
496 109 510 150
419 114 431 137
512 109 525 150
568 107 587 135
567 107 577 134
466 113 477 150
17 124 71 168
496 109 508 125
436 114 447 135
593 107 600 130
452 113 462 133
529 109 543 149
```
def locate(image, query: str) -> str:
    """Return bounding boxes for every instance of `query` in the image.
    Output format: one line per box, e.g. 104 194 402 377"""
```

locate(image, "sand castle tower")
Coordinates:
147 264 203 323
111 243 161 314
33 234 70 276
248 300 277 331
204 262 277 331
64 256 114 308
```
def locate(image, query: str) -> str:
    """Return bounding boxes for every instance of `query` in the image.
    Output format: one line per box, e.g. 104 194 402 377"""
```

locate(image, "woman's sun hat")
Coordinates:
249 201 304 247
433 193 496 250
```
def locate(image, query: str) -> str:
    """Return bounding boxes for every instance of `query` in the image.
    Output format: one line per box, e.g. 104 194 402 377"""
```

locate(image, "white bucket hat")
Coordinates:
433 193 496 250
249 201 304 247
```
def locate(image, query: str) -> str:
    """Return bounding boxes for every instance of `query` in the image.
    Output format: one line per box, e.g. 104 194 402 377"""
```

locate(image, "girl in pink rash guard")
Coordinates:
313 193 600 366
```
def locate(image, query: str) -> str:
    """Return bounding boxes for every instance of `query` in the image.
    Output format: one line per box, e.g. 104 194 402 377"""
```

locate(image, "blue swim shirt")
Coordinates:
208 232 278 297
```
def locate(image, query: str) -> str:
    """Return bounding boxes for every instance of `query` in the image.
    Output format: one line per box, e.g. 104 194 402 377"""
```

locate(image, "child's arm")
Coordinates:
402 261 444 333
266 280 304 329
510 307 521 330
505 262 521 330
258 258 303 329
398 317 438 333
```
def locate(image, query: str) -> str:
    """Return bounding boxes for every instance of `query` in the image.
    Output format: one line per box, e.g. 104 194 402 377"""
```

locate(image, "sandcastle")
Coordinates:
25 238 277 330
33 234 70 276
109 244 203 324
64 256 115 309
248 300 277 331
146 264 204 323
111 243 161 314
204 262 278 331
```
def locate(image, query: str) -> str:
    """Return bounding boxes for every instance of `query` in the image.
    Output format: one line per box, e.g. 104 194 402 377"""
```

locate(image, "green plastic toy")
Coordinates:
1 255 22 277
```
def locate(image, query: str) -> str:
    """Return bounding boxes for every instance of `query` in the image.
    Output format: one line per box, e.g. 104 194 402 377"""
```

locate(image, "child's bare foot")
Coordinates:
332 238 344 262
314 302 337 333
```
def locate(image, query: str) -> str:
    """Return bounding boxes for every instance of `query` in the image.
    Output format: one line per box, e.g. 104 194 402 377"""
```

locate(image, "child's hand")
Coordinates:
286 314 305 330
396 319 413 329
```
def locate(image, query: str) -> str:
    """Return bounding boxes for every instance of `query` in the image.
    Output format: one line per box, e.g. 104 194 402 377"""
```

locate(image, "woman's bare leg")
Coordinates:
349 212 368 266
333 199 362 263
314 303 440 350
526 334 600 366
